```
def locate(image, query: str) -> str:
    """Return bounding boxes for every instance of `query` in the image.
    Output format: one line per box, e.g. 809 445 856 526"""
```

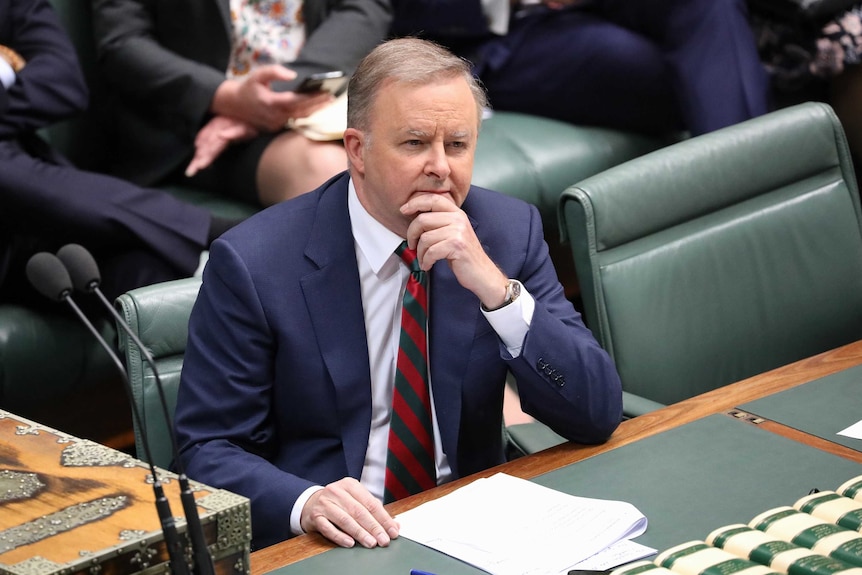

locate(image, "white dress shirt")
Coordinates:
289 179 534 534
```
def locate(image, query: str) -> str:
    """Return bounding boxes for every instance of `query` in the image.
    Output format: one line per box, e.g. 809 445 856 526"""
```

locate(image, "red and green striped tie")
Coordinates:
384 242 436 503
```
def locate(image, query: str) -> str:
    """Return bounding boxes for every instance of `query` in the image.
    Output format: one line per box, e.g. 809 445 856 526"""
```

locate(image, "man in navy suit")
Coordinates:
392 0 771 136
175 37 622 550
0 0 234 306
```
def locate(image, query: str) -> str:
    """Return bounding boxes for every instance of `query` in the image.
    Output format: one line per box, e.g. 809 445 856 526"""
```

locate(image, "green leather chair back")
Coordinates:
561 102 862 415
115 278 202 468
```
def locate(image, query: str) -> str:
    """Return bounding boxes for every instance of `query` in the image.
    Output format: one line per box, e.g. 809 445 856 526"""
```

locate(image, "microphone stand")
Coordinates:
92 285 215 575
55 243 214 575
26 253 192 575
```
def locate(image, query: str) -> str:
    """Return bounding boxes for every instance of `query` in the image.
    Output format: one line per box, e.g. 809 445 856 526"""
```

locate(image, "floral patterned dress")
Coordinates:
750 1 862 95
226 0 306 79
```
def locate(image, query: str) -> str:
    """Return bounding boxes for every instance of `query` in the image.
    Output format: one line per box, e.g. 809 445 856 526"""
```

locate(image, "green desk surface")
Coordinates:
532 414 861 554
265 415 862 575
738 363 862 452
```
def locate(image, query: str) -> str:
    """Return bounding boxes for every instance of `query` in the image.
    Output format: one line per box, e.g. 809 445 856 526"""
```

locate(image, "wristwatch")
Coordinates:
482 279 521 312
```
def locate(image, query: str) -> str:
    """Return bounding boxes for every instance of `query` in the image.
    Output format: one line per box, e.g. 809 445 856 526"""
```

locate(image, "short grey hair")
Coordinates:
347 37 489 133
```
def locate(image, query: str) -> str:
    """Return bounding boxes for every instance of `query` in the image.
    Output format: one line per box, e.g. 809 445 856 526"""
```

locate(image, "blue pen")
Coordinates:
410 570 438 575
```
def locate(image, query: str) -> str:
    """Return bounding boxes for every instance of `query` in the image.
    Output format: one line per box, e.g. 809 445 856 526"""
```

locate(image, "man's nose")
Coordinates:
423 142 451 180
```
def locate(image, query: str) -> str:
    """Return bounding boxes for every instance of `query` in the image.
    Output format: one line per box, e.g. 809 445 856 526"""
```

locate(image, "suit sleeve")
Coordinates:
175 239 315 549
91 0 224 135
0 0 87 139
506 204 623 444
280 0 392 78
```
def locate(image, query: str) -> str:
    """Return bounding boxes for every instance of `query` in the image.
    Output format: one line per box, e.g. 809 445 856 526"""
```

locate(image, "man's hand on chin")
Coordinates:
401 195 509 308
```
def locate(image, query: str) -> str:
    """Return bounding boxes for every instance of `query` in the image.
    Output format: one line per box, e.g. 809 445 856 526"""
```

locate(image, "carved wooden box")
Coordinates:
0 410 251 575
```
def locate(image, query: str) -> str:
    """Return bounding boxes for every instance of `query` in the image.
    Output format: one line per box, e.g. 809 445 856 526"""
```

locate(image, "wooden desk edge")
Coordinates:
250 340 862 575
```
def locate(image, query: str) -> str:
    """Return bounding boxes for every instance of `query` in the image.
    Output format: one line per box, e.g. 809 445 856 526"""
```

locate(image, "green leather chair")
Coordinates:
115 277 202 468
561 101 862 416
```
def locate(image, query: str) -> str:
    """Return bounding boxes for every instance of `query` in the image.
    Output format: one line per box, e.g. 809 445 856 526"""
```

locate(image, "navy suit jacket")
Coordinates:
175 172 622 549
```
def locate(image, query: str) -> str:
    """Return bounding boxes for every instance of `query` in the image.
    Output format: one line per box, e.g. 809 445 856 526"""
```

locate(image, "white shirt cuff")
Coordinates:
0 58 16 89
481 280 534 357
290 485 325 535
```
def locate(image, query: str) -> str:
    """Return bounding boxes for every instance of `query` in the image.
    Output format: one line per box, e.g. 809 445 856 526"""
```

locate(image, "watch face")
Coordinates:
508 280 521 301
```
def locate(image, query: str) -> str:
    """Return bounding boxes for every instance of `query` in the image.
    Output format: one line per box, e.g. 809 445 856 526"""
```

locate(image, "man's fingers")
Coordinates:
252 63 297 84
301 479 398 548
400 193 458 218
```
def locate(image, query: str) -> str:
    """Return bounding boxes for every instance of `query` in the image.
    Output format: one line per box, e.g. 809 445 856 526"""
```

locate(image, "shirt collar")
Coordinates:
348 178 405 275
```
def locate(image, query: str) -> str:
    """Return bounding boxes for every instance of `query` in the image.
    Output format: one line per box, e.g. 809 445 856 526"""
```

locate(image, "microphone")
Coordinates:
26 252 192 575
56 244 214 575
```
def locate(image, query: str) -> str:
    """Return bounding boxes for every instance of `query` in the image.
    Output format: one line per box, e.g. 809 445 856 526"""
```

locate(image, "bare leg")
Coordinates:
256 131 347 206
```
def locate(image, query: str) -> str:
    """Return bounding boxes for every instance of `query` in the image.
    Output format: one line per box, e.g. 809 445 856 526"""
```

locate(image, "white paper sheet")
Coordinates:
397 472 654 575
838 419 862 439
572 539 657 571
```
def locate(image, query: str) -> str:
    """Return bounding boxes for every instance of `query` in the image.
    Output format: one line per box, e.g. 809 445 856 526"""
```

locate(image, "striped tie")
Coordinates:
384 241 436 503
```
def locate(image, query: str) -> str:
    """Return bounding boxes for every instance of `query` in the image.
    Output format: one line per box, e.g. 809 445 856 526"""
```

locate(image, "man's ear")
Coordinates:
343 128 365 175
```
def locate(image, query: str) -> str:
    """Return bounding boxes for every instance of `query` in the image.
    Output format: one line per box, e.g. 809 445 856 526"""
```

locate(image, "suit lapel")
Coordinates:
301 176 372 479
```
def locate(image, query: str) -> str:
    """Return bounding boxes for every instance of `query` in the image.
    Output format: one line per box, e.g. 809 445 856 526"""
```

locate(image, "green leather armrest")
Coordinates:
115 277 202 467
505 421 568 457
623 391 667 418
504 391 665 457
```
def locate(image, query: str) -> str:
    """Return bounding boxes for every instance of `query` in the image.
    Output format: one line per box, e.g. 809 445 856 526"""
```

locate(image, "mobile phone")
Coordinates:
272 70 347 94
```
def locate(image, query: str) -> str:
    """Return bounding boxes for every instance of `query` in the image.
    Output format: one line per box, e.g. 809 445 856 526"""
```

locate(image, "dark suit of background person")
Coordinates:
0 0 222 308
175 181 622 549
91 0 392 203
392 0 771 136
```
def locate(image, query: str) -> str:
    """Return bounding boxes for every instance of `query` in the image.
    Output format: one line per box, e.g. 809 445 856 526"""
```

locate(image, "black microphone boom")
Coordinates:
26 251 192 575
56 243 215 575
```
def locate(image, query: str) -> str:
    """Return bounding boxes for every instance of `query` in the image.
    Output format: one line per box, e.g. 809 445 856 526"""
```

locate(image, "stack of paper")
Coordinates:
397 472 655 575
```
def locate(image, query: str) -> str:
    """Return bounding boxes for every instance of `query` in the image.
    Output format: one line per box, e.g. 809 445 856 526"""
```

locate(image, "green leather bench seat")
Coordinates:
473 112 670 234
0 0 669 442
561 102 862 416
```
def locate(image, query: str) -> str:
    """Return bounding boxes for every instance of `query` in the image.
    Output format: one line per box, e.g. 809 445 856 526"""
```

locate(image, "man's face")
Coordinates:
346 75 479 237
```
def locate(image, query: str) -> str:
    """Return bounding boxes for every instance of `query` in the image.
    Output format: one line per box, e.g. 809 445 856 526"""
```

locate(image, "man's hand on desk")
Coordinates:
300 477 400 548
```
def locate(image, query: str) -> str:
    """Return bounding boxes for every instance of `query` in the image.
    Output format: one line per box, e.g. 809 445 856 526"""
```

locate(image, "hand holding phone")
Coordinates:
272 70 347 95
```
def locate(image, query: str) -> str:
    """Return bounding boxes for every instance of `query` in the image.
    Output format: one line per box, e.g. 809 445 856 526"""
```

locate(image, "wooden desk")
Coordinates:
250 340 862 574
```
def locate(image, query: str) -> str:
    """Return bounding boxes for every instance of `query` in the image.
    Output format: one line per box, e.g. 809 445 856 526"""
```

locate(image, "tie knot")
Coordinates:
396 241 422 275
